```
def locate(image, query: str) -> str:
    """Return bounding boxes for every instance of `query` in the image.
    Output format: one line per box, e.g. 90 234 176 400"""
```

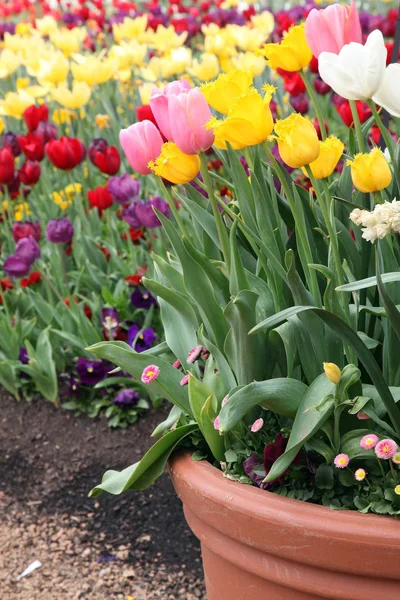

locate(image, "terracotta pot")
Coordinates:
169 451 400 600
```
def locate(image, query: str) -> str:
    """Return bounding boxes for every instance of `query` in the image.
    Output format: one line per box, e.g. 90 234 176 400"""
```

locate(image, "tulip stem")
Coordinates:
158 180 189 238
199 152 231 272
349 100 366 153
301 70 327 140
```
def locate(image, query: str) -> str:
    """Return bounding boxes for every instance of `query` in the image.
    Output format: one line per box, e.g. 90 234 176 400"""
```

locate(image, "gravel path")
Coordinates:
0 391 206 599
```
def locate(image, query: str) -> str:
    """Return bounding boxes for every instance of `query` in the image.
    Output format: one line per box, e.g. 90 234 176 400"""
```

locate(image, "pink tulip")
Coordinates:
150 78 191 141
305 0 362 59
119 120 163 175
168 88 215 155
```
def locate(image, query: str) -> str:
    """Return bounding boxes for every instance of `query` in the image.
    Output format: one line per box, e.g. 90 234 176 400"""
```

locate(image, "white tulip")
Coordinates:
318 30 387 101
373 63 400 119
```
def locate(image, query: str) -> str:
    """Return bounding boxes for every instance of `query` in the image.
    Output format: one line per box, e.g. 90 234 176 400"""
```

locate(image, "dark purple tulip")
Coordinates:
46 218 74 244
36 121 58 145
130 288 156 309
19 347 29 364
122 203 141 228
127 323 157 352
290 94 309 115
113 388 140 409
2 131 21 157
101 308 119 330
76 357 107 385
15 236 41 262
2 254 32 278
314 77 331 96
134 196 171 228
88 138 108 163
107 173 140 204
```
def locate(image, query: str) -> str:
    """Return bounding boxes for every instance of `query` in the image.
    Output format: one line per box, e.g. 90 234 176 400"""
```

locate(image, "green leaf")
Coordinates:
229 221 250 296
87 341 192 415
376 251 400 341
336 272 400 292
315 464 334 489
341 429 379 459
218 378 307 432
89 424 198 497
188 375 225 461
151 404 182 437
265 374 335 482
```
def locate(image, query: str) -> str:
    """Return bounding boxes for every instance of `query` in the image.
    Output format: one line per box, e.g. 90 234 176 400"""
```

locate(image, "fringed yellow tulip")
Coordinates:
302 136 344 180
201 69 253 114
207 87 275 150
347 148 392 193
273 114 320 168
149 143 200 185
260 23 312 72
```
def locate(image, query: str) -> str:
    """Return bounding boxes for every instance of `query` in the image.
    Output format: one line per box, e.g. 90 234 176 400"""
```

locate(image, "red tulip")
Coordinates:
20 271 41 288
12 220 41 242
88 186 113 212
19 160 41 186
336 100 371 127
46 137 86 170
0 147 15 184
91 146 121 175
23 104 49 133
18 133 45 161
283 72 306 97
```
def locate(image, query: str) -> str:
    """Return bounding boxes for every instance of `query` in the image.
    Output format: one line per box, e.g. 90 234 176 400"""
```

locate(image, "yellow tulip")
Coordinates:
323 363 341 384
35 15 59 36
230 52 266 77
15 23 32 36
50 27 86 57
302 136 344 180
112 16 148 44
0 50 21 78
149 142 200 185
188 53 219 82
52 109 77 125
37 52 69 86
201 69 253 115
71 54 118 86
207 87 275 150
95 114 110 130
0 117 4 135
273 114 320 168
346 148 392 193
51 81 91 109
168 47 192 75
150 25 188 53
260 23 312 72
251 11 275 36
227 24 266 52
0 90 35 119
16 77 30 90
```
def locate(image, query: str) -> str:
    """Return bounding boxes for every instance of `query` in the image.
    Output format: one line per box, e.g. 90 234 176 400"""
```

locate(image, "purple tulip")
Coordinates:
134 196 171 228
130 288 156 309
122 203 141 228
76 357 108 385
113 388 140 409
127 323 157 352
2 254 32 278
88 138 108 163
107 173 140 204
46 218 74 244
290 94 309 115
19 347 29 364
16 236 41 261
2 131 21 157
36 121 58 145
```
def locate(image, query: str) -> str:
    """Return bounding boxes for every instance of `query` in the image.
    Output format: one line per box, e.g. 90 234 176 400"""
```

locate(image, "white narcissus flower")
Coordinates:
373 63 400 119
318 30 387 101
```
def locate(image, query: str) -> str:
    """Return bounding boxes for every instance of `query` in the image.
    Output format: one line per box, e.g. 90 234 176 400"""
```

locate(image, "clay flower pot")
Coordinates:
169 451 400 600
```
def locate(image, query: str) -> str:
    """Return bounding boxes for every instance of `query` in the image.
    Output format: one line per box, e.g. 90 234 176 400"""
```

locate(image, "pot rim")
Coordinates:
169 450 400 544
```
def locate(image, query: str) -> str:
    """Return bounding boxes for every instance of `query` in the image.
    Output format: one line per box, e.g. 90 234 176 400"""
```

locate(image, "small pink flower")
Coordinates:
355 468 367 481
334 453 349 469
141 364 160 384
375 439 398 460
180 374 189 387
187 345 203 364
221 394 229 407
213 415 220 430
357 411 370 420
392 452 400 465
360 434 379 450
172 359 181 369
251 418 264 433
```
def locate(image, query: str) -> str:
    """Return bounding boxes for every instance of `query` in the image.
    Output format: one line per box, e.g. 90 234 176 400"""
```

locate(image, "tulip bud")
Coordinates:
273 113 320 169
323 362 341 384
148 142 200 184
346 148 392 193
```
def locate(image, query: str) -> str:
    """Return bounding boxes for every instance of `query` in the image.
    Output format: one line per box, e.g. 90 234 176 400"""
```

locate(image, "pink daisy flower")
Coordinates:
251 418 264 433
179 374 189 387
375 439 398 460
172 359 181 369
392 452 400 465
221 394 229 407
357 411 370 420
360 434 379 450
187 345 203 364
355 468 367 482
213 415 220 430
334 453 349 469
141 364 160 384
